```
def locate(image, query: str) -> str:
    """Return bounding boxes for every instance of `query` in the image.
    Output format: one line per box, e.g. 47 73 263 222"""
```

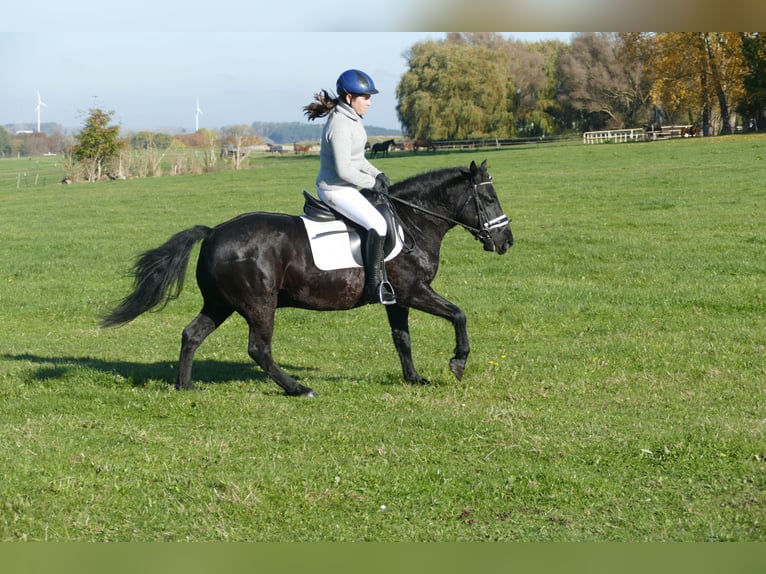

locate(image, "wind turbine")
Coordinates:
195 97 203 132
35 91 48 133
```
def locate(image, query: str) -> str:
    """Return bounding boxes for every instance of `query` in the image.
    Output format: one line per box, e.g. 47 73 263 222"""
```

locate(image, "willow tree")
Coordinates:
522 39 569 136
448 33 562 136
396 40 512 140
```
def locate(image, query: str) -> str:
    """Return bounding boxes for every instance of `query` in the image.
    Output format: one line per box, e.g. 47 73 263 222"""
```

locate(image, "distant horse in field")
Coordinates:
370 139 395 158
101 160 513 397
682 125 699 137
414 139 436 152
266 144 284 153
294 143 312 154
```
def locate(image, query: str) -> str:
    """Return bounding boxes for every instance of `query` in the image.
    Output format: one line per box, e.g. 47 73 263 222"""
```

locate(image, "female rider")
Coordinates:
303 69 395 305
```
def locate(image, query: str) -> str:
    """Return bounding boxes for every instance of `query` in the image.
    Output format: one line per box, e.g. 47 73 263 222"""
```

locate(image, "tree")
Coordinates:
504 40 557 136
396 39 511 139
0 126 11 157
699 33 747 134
615 32 657 125
129 131 176 177
533 39 572 134
447 33 561 136
219 125 259 170
650 33 747 135
20 132 51 156
558 33 653 131
737 32 766 131
72 108 122 181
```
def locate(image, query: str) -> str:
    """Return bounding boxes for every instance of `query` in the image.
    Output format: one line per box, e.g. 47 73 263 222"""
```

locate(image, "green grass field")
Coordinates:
1 136 765 541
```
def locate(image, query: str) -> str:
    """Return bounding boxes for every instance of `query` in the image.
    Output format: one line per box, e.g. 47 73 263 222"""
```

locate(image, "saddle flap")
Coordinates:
302 190 401 255
361 189 399 254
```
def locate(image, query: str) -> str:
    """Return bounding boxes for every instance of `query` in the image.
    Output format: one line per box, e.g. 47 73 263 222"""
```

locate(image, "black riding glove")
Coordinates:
372 173 391 193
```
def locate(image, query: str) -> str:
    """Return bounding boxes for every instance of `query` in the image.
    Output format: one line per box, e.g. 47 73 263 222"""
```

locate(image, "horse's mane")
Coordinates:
390 166 469 202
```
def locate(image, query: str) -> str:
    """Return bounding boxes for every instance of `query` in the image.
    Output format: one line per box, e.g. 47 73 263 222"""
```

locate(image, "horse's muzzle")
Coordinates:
495 239 513 254
485 221 513 254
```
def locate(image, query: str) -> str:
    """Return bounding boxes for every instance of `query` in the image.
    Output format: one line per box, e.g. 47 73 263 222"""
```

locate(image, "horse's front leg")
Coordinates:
388 288 470 382
438 299 469 381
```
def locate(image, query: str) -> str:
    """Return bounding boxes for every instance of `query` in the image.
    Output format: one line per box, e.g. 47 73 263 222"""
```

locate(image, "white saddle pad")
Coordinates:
300 216 404 271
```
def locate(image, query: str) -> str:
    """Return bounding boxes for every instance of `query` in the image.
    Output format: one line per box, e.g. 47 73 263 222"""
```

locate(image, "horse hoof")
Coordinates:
449 359 466 381
288 387 317 398
405 374 431 385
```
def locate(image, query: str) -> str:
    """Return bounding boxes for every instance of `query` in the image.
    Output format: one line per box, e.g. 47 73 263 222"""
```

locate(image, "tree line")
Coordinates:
5 32 764 182
396 32 766 139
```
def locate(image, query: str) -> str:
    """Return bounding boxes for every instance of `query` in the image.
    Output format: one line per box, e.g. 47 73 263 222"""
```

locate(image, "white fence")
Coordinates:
583 125 697 144
583 128 647 144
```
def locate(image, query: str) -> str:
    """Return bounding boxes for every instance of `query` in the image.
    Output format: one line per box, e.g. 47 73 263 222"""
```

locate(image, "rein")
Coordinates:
384 181 509 242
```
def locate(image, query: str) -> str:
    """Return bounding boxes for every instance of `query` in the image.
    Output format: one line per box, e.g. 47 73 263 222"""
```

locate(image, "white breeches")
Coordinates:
317 187 387 237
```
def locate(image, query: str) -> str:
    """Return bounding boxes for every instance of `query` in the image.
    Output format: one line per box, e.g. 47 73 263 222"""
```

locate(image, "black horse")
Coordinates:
370 139 395 158
102 160 513 397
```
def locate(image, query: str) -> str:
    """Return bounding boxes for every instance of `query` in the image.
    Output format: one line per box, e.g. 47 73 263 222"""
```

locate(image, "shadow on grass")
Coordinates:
2 352 317 389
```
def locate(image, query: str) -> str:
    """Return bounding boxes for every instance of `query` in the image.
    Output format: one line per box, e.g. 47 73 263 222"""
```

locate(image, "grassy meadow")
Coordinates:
1 136 765 541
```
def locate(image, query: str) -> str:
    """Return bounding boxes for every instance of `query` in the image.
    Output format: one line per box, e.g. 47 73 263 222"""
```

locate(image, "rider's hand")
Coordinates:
373 173 391 193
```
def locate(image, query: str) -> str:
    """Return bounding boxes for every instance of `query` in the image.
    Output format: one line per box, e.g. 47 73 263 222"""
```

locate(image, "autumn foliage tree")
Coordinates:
649 33 748 135
396 32 764 140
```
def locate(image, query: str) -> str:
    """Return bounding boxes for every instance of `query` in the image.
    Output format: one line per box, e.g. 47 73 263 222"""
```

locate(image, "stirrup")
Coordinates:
378 280 397 305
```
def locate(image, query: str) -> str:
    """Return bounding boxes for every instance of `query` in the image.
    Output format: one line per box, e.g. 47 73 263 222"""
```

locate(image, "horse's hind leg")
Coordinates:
177 305 233 390
245 306 316 398
385 304 430 385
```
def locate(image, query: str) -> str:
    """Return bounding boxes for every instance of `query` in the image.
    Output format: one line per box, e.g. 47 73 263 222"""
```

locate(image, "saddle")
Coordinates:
302 190 400 256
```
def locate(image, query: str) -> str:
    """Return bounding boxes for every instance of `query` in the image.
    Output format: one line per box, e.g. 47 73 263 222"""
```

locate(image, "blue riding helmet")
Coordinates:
336 69 379 96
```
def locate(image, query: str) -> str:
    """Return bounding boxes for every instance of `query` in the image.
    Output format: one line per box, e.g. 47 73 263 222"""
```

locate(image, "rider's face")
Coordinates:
348 93 371 116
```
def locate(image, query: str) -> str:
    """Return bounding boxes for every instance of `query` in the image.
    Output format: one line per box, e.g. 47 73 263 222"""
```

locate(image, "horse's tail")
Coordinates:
101 225 212 328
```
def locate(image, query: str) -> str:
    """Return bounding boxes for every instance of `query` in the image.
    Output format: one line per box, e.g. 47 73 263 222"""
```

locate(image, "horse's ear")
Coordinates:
481 159 488 170
469 160 478 178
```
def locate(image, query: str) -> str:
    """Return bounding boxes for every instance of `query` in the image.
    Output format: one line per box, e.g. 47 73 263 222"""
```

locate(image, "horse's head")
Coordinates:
463 160 514 254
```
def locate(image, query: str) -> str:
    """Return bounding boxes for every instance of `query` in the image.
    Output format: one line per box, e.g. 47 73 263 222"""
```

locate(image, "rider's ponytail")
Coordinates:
303 90 338 121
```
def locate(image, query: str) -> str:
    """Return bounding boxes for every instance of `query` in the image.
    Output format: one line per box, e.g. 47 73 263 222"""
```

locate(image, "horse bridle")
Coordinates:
385 179 510 243
459 180 511 242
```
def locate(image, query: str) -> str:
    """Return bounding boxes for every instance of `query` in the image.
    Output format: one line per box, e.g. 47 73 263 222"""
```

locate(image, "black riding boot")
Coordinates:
363 232 396 305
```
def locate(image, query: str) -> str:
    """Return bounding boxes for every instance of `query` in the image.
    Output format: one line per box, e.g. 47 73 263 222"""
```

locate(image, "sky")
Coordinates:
1 31 573 133
3 0 754 133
